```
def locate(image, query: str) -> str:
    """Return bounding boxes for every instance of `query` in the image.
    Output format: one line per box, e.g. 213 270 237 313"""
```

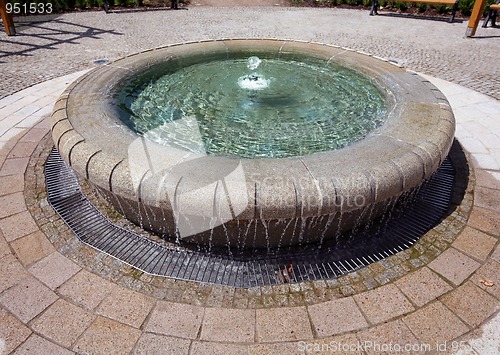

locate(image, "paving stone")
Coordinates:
308 297 368 337
357 320 423 355
144 300 204 339
12 334 73 355
0 210 38 242
28 251 81 289
0 308 32 354
428 248 480 286
30 299 94 348
492 244 500 264
191 342 249 355
0 128 24 145
58 269 117 310
452 226 497 261
474 169 500 190
395 267 452 307
457 311 500 355
96 286 155 328
440 281 498 327
7 141 39 159
473 186 500 213
299 332 363 355
403 301 469 344
0 277 58 323
133 333 190 355
19 127 49 143
0 230 9 259
466 206 500 237
0 175 24 196
0 254 29 293
249 341 306 355
73 316 141 354
0 157 29 176
353 284 415 324
200 307 255 342
0 154 7 170
470 260 500 300
256 306 313 342
10 230 55 266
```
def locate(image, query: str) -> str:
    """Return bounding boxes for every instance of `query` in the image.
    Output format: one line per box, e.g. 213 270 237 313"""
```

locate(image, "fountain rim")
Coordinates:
51 38 455 224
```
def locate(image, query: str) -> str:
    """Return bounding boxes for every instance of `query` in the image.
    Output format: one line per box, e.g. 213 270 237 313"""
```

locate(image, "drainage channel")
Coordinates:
45 148 454 288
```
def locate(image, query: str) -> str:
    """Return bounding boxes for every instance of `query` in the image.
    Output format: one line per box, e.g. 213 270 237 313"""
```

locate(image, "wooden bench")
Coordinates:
0 0 16 36
482 0 500 27
370 0 460 23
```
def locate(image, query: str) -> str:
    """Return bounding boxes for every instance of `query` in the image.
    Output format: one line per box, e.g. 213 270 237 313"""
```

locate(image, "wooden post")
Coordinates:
0 0 16 36
466 0 488 37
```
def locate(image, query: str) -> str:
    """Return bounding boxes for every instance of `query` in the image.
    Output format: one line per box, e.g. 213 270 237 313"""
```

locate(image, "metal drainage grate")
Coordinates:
45 148 454 288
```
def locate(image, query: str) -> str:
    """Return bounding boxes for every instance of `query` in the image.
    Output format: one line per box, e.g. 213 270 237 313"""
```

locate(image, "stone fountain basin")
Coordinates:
51 39 455 250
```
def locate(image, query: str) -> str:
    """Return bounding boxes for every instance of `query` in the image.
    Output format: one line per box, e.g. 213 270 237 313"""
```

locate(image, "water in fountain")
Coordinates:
120 54 387 159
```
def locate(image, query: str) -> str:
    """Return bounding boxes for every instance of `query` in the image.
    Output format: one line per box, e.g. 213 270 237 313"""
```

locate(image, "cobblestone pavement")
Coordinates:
1 7 499 100
0 5 499 355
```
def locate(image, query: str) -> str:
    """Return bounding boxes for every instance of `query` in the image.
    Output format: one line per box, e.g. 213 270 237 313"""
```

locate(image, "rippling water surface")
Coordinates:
120 56 387 158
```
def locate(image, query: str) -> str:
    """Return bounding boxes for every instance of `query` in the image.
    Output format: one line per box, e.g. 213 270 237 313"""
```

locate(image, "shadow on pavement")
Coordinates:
0 16 123 62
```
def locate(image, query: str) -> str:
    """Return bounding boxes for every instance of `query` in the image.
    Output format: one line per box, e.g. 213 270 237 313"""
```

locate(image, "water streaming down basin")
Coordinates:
51 39 455 259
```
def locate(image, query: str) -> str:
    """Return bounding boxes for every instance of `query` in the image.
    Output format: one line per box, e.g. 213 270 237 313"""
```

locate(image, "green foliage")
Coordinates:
75 0 104 8
344 0 362 5
458 0 475 16
416 2 426 12
432 4 450 13
394 1 408 11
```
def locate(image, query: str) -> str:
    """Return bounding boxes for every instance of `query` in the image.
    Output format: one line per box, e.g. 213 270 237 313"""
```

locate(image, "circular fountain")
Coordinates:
51 39 455 253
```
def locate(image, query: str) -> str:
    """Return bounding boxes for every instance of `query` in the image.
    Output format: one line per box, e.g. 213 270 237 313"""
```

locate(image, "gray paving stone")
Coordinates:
200 307 255 342
403 301 469 345
0 210 38 241
256 306 313 342
440 281 498 328
0 254 29 293
30 299 95 348
452 226 497 261
96 286 154 328
357 320 423 355
353 284 415 324
144 300 204 339
133 333 190 355
428 248 480 286
73 316 141 354
308 297 368 337
191 341 249 355
395 267 452 307
0 277 58 323
28 251 81 289
57 269 117 310
12 334 73 355
0 308 32 354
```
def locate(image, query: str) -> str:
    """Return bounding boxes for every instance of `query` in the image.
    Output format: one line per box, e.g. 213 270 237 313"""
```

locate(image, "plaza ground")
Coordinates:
0 5 499 354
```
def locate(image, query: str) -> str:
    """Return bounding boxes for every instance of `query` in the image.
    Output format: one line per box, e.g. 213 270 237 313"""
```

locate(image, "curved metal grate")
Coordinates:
45 148 454 287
